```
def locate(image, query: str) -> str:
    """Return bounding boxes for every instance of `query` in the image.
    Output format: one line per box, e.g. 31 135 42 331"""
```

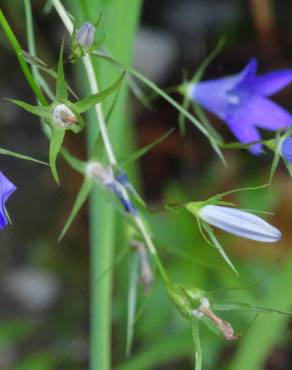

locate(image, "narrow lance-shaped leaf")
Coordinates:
269 130 282 184
7 99 51 120
56 41 68 101
73 72 125 113
119 128 175 167
49 129 65 184
126 253 139 357
201 221 239 276
211 300 292 316
58 178 93 241
0 147 48 166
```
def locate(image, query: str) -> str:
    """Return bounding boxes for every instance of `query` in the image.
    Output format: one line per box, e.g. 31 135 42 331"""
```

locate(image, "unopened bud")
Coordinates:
52 104 77 128
198 205 281 243
76 22 96 48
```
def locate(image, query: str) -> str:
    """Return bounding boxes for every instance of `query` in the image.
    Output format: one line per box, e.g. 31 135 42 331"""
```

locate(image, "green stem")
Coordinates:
0 8 47 106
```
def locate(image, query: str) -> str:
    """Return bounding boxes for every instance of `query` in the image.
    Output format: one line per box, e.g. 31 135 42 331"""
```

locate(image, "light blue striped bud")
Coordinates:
199 205 281 243
76 22 96 48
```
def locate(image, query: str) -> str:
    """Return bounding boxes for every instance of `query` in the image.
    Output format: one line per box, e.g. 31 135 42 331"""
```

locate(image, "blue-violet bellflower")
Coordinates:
0 171 16 229
188 58 292 154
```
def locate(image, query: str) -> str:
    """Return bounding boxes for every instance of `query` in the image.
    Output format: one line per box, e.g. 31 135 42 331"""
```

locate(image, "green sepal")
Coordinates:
49 128 65 184
212 300 292 316
119 128 175 167
7 99 51 120
58 178 93 241
201 221 239 276
73 72 125 113
56 42 68 101
0 147 48 165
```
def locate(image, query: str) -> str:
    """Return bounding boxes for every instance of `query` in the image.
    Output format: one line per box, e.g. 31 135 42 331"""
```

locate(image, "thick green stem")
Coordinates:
58 1 143 369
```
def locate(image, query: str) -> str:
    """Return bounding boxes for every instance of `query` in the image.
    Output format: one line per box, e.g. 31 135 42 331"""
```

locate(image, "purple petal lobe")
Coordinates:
252 70 292 96
232 58 258 90
0 172 16 229
240 96 292 130
189 76 236 120
280 137 292 162
226 113 262 155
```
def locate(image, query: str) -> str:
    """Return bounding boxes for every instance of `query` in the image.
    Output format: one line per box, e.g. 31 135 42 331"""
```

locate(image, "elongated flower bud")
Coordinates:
52 104 77 128
279 137 292 162
86 161 137 216
76 22 96 48
198 205 281 243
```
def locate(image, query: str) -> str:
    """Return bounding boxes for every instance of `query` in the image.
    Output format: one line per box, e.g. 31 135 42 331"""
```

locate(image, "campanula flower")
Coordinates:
76 22 96 48
198 205 281 242
86 162 137 216
279 137 292 162
0 172 16 229
188 58 292 154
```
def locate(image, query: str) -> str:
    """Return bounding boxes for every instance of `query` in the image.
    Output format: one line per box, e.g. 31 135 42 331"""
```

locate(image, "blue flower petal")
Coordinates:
238 96 292 130
226 113 262 155
231 58 258 90
189 76 236 120
0 172 16 229
280 137 292 162
252 70 292 96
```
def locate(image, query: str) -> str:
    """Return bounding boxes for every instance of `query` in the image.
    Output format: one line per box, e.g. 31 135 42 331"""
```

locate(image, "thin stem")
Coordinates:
0 8 47 106
52 0 163 270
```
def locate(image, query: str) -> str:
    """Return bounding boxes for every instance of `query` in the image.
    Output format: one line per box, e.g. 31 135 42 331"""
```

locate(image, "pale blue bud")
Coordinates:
76 22 96 48
199 205 281 243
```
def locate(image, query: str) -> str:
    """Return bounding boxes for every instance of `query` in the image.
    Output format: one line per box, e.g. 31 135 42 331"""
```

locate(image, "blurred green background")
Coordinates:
1 0 292 369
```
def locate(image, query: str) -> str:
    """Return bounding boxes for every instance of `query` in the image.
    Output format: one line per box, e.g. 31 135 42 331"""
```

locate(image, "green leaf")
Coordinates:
201 221 239 276
126 253 139 357
7 99 51 120
58 178 93 241
0 147 48 165
56 41 68 101
49 129 65 184
119 128 175 167
191 319 202 370
212 300 292 315
73 72 125 113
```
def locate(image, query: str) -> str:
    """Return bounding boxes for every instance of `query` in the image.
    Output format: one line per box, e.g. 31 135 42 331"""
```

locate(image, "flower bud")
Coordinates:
52 104 77 128
76 22 96 48
198 205 281 243
279 137 292 162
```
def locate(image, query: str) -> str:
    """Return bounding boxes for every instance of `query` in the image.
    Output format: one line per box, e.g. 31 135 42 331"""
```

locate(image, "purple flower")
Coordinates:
0 172 16 229
188 58 292 154
280 137 292 162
